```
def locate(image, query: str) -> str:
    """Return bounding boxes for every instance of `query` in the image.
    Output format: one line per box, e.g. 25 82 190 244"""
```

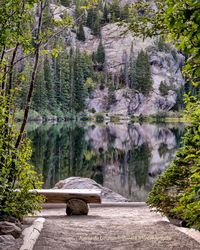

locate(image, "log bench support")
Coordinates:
30 189 101 216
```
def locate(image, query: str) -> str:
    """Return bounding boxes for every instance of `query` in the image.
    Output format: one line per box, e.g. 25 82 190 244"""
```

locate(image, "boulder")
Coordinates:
0 221 22 238
54 177 128 202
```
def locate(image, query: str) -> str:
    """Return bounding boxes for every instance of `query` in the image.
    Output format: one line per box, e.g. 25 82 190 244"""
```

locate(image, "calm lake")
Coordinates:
28 122 186 202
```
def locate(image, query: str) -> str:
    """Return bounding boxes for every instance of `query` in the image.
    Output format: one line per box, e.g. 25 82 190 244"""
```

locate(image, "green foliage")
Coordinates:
95 112 104 123
92 12 101 37
85 77 96 96
32 61 48 113
130 0 200 230
86 5 101 36
0 93 44 219
102 3 109 23
94 39 105 70
86 8 97 29
60 51 72 113
110 0 121 21
154 37 168 52
129 0 200 86
60 0 72 7
18 48 95 117
77 23 86 41
147 124 200 230
108 85 117 106
159 81 170 96
120 4 129 22
16 109 42 122
43 57 57 114
135 50 152 95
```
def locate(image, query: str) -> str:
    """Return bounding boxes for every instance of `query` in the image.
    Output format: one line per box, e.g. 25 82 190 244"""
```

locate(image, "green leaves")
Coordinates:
0 92 44 219
130 0 200 229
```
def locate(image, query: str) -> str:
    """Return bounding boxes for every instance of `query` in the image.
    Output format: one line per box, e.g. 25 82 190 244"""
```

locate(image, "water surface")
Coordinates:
28 122 186 201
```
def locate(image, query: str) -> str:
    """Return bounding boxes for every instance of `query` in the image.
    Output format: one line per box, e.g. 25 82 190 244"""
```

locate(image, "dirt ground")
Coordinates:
32 205 200 250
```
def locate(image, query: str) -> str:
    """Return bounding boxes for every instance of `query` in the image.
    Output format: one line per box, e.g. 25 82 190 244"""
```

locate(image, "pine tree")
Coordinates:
32 61 48 113
43 57 57 114
80 52 94 80
60 51 72 113
159 81 169 96
92 12 101 37
135 50 152 95
42 1 53 29
120 4 129 21
77 23 86 42
110 0 121 22
95 39 105 70
103 3 109 23
52 55 61 106
86 8 96 29
73 49 86 113
60 0 71 7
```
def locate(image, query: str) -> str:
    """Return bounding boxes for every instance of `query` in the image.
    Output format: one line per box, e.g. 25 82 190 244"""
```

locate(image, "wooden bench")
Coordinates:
30 189 101 215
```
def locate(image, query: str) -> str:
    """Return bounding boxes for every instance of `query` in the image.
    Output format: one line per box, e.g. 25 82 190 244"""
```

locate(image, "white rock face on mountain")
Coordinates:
79 23 184 115
50 4 185 115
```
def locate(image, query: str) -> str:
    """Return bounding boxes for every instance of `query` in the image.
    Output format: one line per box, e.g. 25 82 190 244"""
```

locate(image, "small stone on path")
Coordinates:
0 221 22 238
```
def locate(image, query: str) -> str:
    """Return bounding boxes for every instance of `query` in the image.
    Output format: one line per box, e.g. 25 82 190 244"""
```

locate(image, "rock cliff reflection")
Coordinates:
28 122 185 201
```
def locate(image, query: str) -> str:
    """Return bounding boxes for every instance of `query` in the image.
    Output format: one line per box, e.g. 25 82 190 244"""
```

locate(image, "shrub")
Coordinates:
76 23 86 42
95 112 104 123
159 81 169 96
0 94 44 220
108 86 117 106
147 124 200 230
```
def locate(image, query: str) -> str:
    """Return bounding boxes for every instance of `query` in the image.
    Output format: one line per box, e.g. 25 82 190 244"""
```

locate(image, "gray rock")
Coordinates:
0 234 16 250
54 177 128 202
0 221 22 238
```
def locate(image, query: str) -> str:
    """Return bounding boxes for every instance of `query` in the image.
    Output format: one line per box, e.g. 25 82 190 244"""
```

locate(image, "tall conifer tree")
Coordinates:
60 51 72 113
135 50 152 95
44 57 57 113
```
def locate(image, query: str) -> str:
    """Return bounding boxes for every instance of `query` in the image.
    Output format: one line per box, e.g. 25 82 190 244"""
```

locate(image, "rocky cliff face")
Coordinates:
81 23 184 115
51 4 185 115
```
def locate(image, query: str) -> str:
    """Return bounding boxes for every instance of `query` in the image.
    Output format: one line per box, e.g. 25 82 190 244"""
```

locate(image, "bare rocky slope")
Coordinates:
79 23 184 115
51 3 185 116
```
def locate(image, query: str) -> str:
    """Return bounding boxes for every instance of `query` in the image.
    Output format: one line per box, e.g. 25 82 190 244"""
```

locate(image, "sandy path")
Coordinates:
33 205 200 250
